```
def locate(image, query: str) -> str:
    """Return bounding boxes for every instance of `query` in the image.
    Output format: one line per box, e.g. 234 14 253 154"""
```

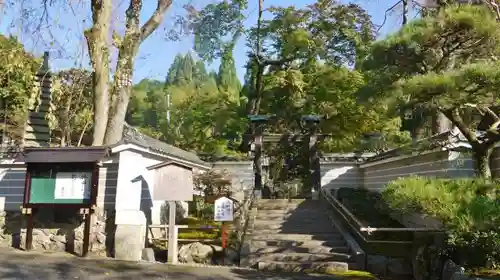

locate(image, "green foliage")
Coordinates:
382 176 500 268
51 69 93 146
401 62 500 111
360 4 500 140
189 0 247 62
255 1 375 66
193 169 232 198
0 35 40 142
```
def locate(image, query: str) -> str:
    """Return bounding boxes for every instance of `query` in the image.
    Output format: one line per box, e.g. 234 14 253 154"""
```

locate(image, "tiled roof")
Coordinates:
117 123 208 167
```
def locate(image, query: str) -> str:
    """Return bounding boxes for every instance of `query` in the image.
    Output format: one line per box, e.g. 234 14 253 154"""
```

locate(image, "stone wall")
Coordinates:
212 161 253 202
0 208 115 256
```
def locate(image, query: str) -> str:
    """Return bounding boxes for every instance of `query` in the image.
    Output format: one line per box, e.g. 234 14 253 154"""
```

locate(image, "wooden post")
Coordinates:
82 209 91 257
25 209 34 251
221 221 227 265
167 201 178 264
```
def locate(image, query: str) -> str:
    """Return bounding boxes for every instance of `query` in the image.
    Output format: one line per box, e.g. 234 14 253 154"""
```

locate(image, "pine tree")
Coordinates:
217 46 241 94
166 54 183 85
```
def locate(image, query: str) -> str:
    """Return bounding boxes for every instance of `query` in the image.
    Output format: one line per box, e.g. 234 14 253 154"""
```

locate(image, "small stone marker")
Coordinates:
214 197 234 222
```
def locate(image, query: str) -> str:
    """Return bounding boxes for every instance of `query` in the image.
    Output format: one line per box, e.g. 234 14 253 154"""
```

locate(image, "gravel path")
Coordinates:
0 248 341 280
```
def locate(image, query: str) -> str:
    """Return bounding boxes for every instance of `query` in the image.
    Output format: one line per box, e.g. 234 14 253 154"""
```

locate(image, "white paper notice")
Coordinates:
54 172 92 200
214 197 234 222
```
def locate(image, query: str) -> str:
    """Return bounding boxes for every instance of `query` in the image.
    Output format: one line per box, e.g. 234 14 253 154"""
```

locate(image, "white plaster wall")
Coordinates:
320 162 362 192
114 149 190 226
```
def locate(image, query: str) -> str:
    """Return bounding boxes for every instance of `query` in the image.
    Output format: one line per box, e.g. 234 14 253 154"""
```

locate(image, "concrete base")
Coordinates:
114 224 146 261
114 210 146 261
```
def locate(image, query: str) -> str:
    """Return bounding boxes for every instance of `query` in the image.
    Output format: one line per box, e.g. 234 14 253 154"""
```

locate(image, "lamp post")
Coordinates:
249 115 270 198
301 115 322 200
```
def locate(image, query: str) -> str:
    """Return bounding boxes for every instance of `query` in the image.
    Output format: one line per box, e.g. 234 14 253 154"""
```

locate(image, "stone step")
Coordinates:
256 209 322 215
249 240 348 250
254 212 329 219
249 245 350 255
248 228 338 235
256 199 305 205
251 223 336 231
257 261 349 273
253 252 352 263
248 233 344 241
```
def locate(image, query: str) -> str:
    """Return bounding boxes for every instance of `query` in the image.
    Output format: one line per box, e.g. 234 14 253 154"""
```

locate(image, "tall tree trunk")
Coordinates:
402 0 408 25
473 144 493 179
85 0 112 146
443 108 495 179
103 0 173 145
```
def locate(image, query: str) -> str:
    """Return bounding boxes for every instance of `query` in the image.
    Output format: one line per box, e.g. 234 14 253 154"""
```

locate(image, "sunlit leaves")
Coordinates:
401 62 500 110
51 69 93 146
255 1 375 66
0 35 40 141
189 0 247 62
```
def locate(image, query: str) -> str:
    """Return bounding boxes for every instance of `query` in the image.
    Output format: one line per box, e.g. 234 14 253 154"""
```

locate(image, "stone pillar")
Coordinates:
114 210 146 261
253 122 263 193
302 116 321 200
24 51 51 147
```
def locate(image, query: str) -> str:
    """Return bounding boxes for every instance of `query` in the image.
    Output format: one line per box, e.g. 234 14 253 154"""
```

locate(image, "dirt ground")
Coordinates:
0 247 341 280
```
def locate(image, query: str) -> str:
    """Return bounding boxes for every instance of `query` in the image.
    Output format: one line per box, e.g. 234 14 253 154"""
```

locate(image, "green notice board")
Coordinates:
29 168 93 204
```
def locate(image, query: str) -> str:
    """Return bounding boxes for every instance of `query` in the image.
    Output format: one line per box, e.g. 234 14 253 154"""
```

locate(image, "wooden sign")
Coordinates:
28 168 94 204
148 161 194 201
54 172 92 200
214 196 234 222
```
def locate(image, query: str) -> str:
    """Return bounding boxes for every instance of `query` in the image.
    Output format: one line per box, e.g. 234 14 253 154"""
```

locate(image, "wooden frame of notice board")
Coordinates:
20 147 110 256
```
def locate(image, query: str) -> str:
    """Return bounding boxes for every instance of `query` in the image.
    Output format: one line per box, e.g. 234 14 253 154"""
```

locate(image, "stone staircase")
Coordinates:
241 199 360 273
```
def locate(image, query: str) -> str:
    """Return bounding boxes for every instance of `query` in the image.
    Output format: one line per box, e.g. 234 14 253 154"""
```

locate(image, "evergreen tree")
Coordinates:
176 53 194 84
166 54 183 85
217 45 241 96
194 60 208 86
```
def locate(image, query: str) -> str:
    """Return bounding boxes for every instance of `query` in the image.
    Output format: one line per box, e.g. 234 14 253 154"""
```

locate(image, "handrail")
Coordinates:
319 188 412 245
320 188 444 234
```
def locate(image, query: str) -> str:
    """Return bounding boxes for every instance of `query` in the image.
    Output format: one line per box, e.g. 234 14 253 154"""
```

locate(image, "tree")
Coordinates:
51 69 93 146
401 63 500 178
364 5 500 178
166 54 184 85
0 35 40 144
84 0 174 146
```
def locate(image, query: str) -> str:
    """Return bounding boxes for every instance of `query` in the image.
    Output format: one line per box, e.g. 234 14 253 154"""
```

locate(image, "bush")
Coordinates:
381 176 500 269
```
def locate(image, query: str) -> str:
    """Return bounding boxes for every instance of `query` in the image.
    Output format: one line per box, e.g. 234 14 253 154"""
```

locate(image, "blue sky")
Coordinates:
0 0 415 84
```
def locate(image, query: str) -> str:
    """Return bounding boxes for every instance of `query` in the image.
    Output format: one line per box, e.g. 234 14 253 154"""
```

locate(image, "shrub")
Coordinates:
381 176 500 269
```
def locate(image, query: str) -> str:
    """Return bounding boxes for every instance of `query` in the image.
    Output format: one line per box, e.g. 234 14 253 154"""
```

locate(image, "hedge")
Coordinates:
381 176 499 269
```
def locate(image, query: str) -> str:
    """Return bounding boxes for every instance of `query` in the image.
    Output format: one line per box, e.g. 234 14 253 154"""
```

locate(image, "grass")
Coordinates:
302 268 378 279
467 269 500 280
151 216 234 250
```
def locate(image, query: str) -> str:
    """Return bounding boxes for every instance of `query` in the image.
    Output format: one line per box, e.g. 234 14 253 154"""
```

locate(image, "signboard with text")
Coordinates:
152 163 194 201
214 196 234 222
54 172 92 200
28 168 94 204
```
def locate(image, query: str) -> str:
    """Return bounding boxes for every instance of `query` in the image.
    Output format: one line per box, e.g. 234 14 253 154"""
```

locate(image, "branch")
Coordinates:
377 0 403 33
442 107 479 144
140 0 173 42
